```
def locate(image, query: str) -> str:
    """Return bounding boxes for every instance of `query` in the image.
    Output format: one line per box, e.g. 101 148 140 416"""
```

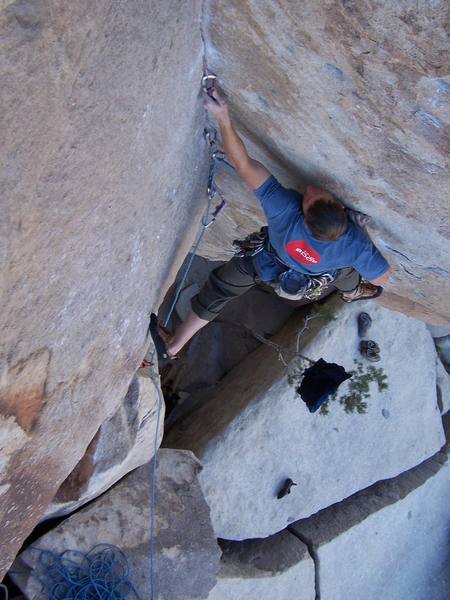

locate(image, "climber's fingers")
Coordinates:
204 89 228 118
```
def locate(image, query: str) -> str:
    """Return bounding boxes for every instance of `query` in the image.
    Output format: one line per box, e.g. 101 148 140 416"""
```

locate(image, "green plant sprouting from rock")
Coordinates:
319 359 388 415
247 307 389 417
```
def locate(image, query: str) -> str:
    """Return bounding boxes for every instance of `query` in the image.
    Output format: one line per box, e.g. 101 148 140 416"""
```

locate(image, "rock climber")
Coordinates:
158 88 390 359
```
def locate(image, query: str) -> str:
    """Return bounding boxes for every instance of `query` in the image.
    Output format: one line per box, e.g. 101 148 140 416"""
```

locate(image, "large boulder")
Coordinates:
208 532 315 600
208 427 449 600
201 0 450 325
45 374 164 518
436 357 450 415
11 449 222 600
290 429 450 600
0 0 206 574
166 297 445 539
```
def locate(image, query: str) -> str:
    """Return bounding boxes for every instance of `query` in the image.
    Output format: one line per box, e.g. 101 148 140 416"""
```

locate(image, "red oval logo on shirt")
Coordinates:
286 240 321 265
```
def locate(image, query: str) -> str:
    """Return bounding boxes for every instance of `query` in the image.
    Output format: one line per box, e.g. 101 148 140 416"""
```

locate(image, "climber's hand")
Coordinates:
204 89 229 123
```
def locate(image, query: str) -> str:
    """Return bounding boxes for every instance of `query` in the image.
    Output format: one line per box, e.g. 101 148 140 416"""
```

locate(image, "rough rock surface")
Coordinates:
428 325 450 339
208 532 315 600
3 0 450 578
12 449 221 600
291 427 450 600
207 564 314 600
0 0 207 574
208 425 449 600
166 297 445 539
201 0 450 325
46 374 164 518
436 358 450 415
435 335 450 369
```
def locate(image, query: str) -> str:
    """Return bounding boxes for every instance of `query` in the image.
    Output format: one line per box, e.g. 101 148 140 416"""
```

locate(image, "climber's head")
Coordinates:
303 185 348 241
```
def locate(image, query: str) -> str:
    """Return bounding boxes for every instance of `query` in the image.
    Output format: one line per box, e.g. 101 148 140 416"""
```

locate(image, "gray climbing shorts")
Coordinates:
191 257 361 322
191 256 258 321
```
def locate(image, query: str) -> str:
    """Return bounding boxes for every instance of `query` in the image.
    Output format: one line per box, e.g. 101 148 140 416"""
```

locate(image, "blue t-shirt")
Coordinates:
253 176 389 282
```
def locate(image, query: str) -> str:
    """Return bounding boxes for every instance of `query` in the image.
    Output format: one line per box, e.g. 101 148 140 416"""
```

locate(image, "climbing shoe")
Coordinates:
357 312 372 337
341 282 383 303
360 340 381 362
149 313 179 364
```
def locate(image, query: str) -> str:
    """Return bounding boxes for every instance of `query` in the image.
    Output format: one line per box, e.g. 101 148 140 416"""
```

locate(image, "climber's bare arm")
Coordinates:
204 90 271 190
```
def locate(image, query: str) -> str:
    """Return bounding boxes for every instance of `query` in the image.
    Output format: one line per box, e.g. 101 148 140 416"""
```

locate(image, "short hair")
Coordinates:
305 198 348 241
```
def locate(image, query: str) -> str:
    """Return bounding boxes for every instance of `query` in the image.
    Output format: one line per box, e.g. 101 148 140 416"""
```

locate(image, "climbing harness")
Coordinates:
233 227 336 301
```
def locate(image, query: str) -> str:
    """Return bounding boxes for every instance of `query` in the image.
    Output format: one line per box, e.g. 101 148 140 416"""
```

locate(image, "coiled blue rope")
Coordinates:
26 544 141 599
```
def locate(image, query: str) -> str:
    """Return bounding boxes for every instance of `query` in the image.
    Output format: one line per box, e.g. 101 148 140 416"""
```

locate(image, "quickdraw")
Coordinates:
202 74 235 227
162 74 232 327
204 127 227 227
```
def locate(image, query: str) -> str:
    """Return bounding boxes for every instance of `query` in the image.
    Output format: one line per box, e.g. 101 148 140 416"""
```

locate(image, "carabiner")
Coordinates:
204 127 217 147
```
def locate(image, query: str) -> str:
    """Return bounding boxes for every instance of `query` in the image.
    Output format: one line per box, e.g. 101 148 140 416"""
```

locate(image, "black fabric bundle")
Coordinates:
297 358 352 413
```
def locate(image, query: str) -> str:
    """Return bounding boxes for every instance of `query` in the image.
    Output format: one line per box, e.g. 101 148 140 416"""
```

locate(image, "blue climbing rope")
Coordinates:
148 361 164 600
22 544 141 599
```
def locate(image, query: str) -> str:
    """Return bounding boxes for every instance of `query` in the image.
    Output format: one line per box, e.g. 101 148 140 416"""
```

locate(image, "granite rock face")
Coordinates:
207 565 315 600
435 335 450 370
3 0 450 578
166 297 445 539
201 0 450 325
436 358 450 415
46 374 164 518
0 0 206 575
208 531 315 600
428 325 450 339
207 428 449 600
291 435 450 600
12 450 221 600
